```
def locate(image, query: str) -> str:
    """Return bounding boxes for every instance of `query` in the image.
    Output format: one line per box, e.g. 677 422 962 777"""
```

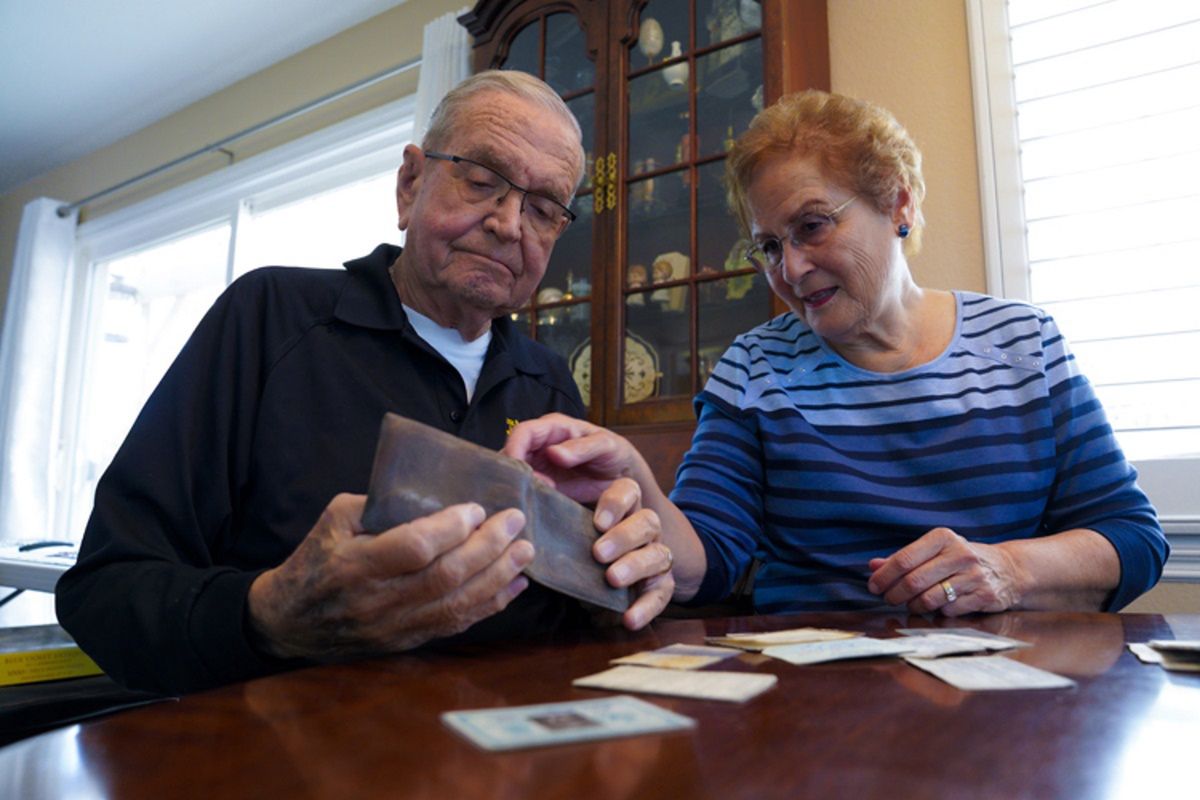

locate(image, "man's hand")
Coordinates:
590 477 675 630
247 494 533 660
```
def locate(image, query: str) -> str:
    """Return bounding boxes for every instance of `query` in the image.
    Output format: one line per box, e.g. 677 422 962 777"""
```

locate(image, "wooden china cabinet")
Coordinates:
459 0 829 488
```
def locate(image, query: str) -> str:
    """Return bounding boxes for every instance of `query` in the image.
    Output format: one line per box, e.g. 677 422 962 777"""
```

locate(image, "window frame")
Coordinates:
52 96 415 540
965 0 1200 580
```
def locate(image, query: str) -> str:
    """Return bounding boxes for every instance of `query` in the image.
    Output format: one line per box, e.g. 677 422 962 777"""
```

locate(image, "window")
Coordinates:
54 98 414 540
969 0 1200 574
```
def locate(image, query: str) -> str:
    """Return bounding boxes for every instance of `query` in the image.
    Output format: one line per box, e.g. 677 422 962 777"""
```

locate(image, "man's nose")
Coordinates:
485 187 524 240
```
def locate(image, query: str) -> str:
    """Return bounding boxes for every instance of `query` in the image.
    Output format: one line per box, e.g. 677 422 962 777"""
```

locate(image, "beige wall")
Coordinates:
829 0 986 294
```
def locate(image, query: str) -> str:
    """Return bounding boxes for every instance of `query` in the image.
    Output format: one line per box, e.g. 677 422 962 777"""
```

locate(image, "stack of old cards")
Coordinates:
573 643 777 703
749 626 1074 691
442 695 695 751
1128 639 1200 672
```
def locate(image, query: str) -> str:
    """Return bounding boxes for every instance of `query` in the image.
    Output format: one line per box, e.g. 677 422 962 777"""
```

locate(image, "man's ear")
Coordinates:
395 144 424 232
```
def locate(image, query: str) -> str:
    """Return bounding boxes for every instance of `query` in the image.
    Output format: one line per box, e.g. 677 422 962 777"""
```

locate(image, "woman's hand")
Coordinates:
866 527 1026 616
503 413 646 503
504 413 706 609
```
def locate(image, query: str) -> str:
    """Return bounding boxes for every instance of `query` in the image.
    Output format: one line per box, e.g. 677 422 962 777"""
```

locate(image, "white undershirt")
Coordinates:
403 304 492 402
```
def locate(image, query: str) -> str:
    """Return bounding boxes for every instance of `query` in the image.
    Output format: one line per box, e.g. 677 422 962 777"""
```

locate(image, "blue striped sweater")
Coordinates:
672 291 1167 612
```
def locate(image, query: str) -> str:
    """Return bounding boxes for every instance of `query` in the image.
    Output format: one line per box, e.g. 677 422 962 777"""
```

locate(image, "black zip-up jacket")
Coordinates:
57 244 590 693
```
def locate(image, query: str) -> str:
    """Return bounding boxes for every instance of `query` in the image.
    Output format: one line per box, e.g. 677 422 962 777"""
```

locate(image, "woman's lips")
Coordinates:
802 287 838 308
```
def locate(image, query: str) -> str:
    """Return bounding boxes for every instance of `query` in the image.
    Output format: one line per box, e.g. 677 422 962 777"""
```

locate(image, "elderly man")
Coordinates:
56 71 674 694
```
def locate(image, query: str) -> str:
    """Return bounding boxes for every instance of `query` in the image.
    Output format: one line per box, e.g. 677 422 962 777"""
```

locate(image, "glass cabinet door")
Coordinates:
616 0 769 422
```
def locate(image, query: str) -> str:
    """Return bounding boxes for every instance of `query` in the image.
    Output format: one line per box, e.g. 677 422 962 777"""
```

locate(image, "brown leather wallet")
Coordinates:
360 414 630 613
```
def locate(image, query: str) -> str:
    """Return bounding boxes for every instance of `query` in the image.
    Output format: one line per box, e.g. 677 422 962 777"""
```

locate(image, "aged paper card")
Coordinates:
442 695 694 751
574 665 777 703
904 654 1075 690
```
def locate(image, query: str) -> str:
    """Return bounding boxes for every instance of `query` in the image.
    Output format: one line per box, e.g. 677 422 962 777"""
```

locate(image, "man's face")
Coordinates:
394 91 581 336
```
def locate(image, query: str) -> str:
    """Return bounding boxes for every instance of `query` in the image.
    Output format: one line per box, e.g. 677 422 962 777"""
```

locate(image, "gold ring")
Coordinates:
662 544 674 570
941 580 958 603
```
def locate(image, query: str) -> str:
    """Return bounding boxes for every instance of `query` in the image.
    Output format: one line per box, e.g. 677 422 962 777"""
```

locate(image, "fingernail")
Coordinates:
594 509 614 530
610 564 629 585
511 540 535 567
464 503 486 526
595 541 615 562
505 510 526 539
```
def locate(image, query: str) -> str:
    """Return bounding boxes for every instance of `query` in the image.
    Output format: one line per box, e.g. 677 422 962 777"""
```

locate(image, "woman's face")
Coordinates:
745 153 906 348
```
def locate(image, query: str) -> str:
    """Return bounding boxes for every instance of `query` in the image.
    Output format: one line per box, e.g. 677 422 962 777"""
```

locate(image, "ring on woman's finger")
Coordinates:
661 544 674 571
940 580 958 604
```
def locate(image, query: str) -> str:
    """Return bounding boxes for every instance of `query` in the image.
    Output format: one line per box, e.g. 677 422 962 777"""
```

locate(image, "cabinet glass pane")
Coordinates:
627 171 690 279
503 21 539 76
630 0 690 72
626 288 692 400
695 159 745 279
545 177 593 298
539 303 592 404
546 13 593 94
628 68 690 169
697 38 763 159
698 271 769 385
698 0 762 48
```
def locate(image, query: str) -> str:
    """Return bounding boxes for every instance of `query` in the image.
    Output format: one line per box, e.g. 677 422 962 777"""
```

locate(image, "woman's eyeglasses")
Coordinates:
424 151 576 239
744 196 856 273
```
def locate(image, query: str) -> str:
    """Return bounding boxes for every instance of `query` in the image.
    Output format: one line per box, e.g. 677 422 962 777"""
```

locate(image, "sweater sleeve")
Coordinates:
56 273 304 693
1038 315 1169 610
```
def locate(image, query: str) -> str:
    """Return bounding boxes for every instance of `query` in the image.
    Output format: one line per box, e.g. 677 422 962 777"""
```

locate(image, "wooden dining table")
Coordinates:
1 611 1196 799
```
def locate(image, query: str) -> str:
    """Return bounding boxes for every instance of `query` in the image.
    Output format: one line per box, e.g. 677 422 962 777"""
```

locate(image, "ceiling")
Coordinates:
0 0 411 195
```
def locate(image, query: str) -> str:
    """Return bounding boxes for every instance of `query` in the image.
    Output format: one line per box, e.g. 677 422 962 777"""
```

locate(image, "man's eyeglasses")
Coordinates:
424 151 577 239
744 196 856 274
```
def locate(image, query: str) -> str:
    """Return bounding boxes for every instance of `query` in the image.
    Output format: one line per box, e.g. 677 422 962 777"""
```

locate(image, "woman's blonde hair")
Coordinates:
726 90 926 254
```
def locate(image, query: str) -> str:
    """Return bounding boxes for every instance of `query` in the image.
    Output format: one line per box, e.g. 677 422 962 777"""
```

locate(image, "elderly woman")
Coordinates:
505 90 1168 616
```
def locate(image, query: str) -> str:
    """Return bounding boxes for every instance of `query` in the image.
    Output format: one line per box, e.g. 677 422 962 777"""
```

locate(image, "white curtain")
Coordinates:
0 197 78 541
412 7 472 145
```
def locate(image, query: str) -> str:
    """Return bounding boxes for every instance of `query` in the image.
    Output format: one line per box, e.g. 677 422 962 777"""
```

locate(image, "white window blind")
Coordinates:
969 0 1200 572
1006 0 1200 462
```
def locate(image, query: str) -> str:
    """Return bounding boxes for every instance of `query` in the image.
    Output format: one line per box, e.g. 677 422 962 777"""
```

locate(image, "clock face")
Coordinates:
569 333 660 407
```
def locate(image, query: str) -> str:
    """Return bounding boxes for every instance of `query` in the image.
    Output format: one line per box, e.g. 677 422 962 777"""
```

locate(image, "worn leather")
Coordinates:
361 414 630 613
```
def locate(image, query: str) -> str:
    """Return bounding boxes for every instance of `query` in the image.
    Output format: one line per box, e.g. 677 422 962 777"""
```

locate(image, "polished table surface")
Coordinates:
2 611 1197 799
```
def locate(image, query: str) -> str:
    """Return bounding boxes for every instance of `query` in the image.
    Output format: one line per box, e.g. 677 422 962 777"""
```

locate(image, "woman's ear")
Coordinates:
395 144 424 232
891 185 914 231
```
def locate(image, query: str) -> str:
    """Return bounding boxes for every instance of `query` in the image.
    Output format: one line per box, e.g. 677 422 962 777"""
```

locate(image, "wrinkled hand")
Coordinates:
503 413 641 504
590 477 675 630
247 494 533 659
504 415 673 629
866 527 1024 616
